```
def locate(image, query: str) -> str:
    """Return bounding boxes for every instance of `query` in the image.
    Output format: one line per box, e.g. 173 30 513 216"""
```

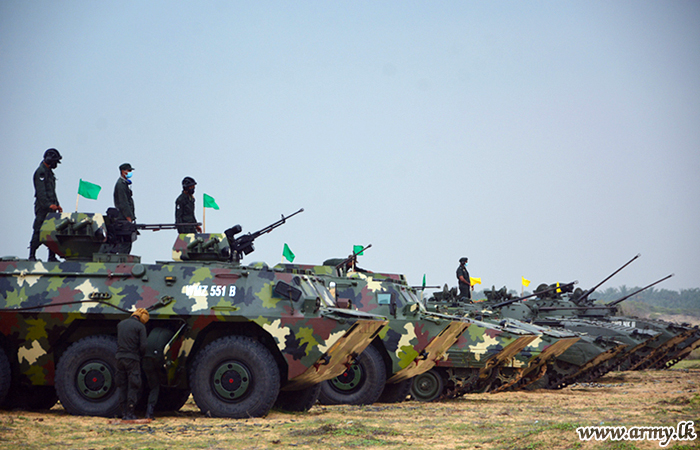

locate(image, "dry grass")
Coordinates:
1 369 698 450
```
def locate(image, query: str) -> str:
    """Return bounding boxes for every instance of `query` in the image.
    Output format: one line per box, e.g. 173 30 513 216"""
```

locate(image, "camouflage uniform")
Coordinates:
175 192 198 233
30 162 59 260
142 327 175 418
457 262 471 300
116 315 147 419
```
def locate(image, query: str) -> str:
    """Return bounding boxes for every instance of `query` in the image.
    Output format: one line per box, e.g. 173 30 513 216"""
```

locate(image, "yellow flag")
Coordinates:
470 277 481 285
522 277 531 287
556 282 561 293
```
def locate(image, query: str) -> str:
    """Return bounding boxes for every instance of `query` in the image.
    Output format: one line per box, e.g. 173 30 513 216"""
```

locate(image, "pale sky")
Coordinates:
1 1 698 294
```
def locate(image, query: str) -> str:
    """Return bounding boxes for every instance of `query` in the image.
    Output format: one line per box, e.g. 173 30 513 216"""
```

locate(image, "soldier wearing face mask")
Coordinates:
112 163 136 254
175 177 202 234
29 148 63 261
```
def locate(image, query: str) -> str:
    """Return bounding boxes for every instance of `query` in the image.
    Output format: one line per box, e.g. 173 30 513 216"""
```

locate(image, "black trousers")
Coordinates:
116 358 141 407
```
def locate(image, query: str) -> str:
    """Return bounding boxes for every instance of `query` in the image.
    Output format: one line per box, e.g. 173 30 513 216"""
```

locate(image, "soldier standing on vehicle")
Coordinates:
29 148 63 261
142 327 175 420
457 257 472 301
116 308 148 421
113 163 136 254
175 177 202 234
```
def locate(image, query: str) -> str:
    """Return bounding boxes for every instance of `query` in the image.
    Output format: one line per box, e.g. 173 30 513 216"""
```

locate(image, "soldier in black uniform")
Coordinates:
142 327 175 419
113 163 136 254
115 308 149 421
175 177 202 234
456 257 472 301
29 148 63 261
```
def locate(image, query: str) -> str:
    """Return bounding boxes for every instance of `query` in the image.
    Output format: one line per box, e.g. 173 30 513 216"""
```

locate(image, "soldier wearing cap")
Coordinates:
113 163 136 254
175 177 202 234
457 257 472 301
116 308 149 421
29 148 63 261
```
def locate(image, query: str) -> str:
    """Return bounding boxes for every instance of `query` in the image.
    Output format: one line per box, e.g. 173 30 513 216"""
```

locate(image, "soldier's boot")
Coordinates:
47 250 58 262
28 245 38 261
145 403 155 420
120 402 128 420
124 403 137 421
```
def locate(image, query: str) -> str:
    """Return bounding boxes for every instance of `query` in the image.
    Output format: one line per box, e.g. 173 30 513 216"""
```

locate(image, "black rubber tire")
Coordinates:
410 368 445 402
0 347 10 406
377 378 413 403
190 335 280 418
55 335 120 417
318 345 386 406
274 383 321 412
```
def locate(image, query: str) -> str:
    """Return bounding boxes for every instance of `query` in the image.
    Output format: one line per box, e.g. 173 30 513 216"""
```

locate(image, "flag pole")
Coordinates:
203 205 206 233
75 193 79 212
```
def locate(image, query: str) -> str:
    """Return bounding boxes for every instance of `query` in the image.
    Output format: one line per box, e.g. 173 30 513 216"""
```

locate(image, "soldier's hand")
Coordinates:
196 226 203 233
49 204 62 212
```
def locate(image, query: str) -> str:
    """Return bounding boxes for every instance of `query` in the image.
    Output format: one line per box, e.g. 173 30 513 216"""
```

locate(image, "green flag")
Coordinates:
353 245 364 256
203 193 220 210
422 274 426 289
78 179 101 200
282 243 295 262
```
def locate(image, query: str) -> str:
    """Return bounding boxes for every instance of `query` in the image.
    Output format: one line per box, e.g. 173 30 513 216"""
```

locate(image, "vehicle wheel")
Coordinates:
274 383 321 412
55 335 120 417
377 378 412 403
410 368 445 402
156 388 191 412
524 373 550 391
318 345 386 405
190 335 280 418
0 347 10 406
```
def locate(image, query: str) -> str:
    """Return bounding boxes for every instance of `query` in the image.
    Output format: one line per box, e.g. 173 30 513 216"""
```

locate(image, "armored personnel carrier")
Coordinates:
272 258 470 405
0 211 388 418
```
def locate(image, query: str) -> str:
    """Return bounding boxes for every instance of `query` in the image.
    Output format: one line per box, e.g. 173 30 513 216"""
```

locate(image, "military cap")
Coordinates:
119 163 135 171
182 176 197 188
459 257 468 263
43 148 62 163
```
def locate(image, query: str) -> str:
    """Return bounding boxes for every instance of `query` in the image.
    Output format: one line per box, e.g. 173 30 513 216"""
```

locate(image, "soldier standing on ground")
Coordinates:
457 257 472 301
29 148 63 261
142 327 175 420
116 308 148 421
175 177 202 234
113 163 136 254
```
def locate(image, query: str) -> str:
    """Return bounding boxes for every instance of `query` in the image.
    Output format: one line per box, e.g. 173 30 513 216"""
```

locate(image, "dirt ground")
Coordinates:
1 368 698 450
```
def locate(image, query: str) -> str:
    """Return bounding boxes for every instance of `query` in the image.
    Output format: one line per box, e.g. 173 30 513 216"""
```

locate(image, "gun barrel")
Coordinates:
578 253 641 303
606 274 674 306
135 222 202 231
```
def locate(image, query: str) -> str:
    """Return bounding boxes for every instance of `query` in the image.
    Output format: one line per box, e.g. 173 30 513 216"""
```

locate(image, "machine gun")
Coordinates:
334 244 372 271
490 281 578 309
225 208 304 263
574 254 641 306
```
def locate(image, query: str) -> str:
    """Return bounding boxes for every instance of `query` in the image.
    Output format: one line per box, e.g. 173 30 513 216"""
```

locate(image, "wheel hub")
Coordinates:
213 362 250 400
77 362 113 399
329 363 362 392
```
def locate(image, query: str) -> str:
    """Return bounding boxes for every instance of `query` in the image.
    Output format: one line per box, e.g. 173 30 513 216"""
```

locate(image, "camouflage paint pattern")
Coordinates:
273 263 470 384
0 212 388 415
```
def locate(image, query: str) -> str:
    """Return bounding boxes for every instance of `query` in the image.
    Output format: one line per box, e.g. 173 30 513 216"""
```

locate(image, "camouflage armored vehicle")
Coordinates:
272 259 470 405
0 211 388 418
426 287 582 396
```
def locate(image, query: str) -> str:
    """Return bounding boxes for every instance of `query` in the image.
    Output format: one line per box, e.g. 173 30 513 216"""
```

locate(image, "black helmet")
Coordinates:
182 177 197 188
43 148 62 163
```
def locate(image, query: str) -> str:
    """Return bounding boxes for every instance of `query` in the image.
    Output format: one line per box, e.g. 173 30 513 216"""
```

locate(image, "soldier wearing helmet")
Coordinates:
29 148 63 261
457 257 472 301
175 176 202 233
115 308 149 421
